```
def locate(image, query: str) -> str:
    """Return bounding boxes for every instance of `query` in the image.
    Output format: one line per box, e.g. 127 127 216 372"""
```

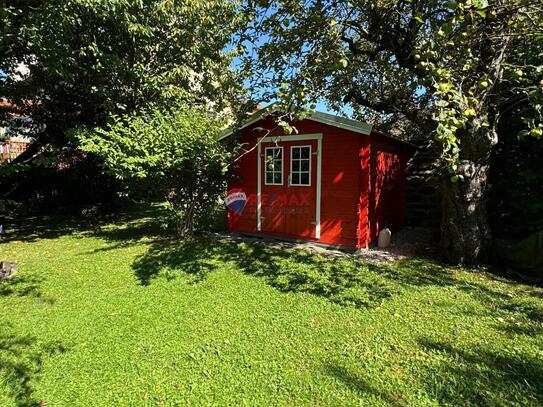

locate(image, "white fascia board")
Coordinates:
219 107 373 140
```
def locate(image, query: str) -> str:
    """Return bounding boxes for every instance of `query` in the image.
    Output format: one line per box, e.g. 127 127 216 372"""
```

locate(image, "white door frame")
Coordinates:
257 133 323 239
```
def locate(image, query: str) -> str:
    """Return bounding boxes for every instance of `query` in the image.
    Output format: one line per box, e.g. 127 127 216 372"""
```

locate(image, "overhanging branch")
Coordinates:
344 89 434 131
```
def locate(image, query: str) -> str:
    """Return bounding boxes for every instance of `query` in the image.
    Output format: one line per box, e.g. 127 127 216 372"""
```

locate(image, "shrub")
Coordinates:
75 104 230 237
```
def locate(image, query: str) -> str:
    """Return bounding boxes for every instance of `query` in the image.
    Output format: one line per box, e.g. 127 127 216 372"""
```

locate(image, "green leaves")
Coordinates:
462 108 476 118
76 104 226 188
239 0 541 185
530 128 542 137
75 104 230 236
0 0 242 155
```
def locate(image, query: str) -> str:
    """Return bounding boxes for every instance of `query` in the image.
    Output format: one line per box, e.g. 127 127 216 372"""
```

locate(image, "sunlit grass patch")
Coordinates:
1 205 542 406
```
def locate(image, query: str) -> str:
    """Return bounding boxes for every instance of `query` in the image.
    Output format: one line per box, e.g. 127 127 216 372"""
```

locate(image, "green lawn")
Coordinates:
1 205 542 406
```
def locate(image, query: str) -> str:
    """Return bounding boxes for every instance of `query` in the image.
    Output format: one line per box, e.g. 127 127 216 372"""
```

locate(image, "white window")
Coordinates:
290 145 311 186
264 147 283 185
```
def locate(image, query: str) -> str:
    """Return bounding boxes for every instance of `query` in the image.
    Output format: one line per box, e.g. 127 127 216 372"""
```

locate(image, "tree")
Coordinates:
238 0 543 264
76 104 230 237
0 0 243 163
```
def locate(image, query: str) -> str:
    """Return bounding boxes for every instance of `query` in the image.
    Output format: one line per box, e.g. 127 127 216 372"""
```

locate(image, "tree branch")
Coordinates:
343 89 434 131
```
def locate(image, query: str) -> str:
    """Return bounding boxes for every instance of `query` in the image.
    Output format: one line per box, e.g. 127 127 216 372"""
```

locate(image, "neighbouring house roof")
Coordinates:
0 99 34 143
1 135 31 143
0 100 16 107
219 105 374 140
0 99 34 112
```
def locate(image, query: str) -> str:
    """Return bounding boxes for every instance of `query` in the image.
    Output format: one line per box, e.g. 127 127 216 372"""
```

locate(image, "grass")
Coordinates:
1 204 542 406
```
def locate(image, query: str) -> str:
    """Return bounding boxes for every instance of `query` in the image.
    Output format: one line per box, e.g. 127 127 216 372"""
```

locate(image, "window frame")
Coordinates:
289 145 312 187
264 146 284 185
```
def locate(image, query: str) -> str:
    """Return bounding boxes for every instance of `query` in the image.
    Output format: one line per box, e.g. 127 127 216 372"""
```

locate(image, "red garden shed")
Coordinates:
222 106 412 250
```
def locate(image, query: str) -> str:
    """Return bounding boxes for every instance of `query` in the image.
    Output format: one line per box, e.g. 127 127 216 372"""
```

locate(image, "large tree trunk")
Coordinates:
441 159 492 264
440 123 498 265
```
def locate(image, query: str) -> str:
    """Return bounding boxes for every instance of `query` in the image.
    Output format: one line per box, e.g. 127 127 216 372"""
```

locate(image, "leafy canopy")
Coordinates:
76 104 230 236
0 0 243 154
239 0 542 173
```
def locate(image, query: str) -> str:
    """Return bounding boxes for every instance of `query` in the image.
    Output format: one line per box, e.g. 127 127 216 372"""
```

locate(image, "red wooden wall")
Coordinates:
367 132 409 243
227 116 409 249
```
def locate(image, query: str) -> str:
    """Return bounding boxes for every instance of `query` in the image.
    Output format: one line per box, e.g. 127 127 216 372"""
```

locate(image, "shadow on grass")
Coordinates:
0 274 54 304
84 215 170 254
0 203 169 245
414 338 543 406
0 322 67 407
126 237 543 372
326 336 543 406
4 206 542 405
326 364 406 406
131 238 396 308
131 238 224 286
5 204 543 317
496 299 543 336
129 236 542 311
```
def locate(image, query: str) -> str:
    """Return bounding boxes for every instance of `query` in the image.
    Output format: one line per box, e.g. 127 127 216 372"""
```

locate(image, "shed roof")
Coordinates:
219 105 374 140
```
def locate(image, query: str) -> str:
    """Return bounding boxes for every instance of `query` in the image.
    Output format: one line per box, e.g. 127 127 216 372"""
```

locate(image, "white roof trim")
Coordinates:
219 106 373 140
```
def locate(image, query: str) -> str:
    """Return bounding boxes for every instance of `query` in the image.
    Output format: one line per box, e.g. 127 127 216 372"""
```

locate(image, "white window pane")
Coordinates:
301 160 309 171
300 173 309 185
301 147 310 159
265 147 283 185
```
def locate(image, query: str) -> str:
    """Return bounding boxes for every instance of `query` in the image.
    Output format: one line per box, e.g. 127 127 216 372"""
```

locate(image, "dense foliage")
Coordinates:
490 116 543 239
0 0 243 209
0 0 241 149
238 0 543 264
76 105 230 236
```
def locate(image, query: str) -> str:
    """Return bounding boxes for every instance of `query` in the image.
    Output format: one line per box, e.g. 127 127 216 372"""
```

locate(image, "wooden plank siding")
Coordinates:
226 114 411 249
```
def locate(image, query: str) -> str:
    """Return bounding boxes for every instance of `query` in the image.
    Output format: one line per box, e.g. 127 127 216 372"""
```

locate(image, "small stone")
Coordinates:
0 261 18 281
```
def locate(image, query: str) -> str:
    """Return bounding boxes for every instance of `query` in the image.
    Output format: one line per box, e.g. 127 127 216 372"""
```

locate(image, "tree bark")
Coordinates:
441 160 492 264
440 123 498 264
